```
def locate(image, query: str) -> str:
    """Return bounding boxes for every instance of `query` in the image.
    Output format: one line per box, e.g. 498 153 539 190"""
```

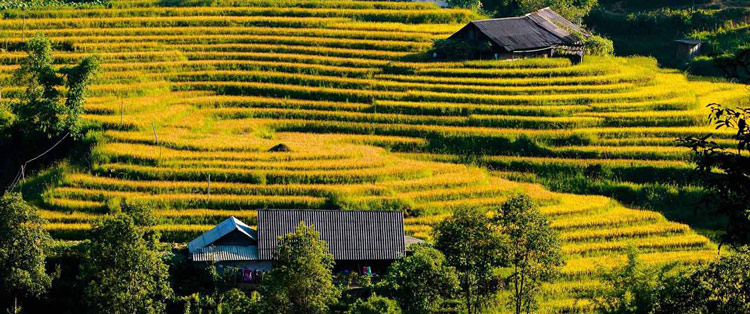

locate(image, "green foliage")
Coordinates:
182 289 258 314
447 0 481 10
0 192 53 314
495 194 562 314
0 103 14 143
180 265 258 314
656 246 750 314
585 35 615 56
13 34 63 139
11 33 99 140
715 49 750 84
258 222 339 314
79 214 173 314
487 0 598 23
596 246 750 314
585 6 749 71
107 198 157 227
680 103 750 248
60 55 101 138
433 209 505 314
345 294 401 314
378 245 459 314
432 39 492 60
594 245 663 314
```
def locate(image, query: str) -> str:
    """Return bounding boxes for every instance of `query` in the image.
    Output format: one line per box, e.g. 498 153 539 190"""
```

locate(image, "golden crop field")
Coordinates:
3 0 748 312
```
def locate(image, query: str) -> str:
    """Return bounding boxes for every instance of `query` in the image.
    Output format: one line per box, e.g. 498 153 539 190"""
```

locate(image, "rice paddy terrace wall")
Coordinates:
1 0 748 312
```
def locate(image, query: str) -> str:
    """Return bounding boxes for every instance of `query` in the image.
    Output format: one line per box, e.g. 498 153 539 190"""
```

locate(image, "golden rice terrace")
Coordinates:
1 0 747 312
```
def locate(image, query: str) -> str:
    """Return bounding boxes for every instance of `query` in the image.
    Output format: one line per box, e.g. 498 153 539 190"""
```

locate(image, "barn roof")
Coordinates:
187 216 257 253
257 209 406 261
452 7 589 52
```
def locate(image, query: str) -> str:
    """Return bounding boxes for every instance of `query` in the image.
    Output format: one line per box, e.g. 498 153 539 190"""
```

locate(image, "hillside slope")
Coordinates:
1 0 747 312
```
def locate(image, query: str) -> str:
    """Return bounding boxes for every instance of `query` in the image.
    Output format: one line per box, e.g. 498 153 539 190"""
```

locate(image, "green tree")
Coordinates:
12 33 98 140
656 247 750 314
258 222 339 314
486 0 598 23
680 103 750 248
495 194 562 314
680 49 750 249
79 214 173 314
0 192 53 314
379 245 459 314
594 245 663 314
433 208 506 314
345 294 401 314
595 246 750 314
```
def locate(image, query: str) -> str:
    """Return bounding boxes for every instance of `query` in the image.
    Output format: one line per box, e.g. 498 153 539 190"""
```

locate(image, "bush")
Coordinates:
346 294 401 314
586 35 615 56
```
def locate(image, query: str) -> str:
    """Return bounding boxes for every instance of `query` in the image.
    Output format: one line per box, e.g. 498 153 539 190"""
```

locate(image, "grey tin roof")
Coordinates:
188 216 257 253
257 210 406 261
451 7 589 52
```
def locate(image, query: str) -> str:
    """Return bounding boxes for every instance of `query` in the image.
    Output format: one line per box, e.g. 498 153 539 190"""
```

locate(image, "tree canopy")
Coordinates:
79 213 173 314
10 33 99 142
656 246 750 314
379 244 459 314
258 222 339 314
495 194 562 314
0 192 53 314
433 208 506 314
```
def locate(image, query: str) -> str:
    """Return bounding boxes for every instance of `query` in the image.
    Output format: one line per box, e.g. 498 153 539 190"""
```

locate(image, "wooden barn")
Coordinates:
188 210 418 281
448 7 590 62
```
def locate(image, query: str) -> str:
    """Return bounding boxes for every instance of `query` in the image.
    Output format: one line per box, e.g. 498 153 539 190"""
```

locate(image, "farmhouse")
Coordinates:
448 7 589 62
674 39 705 61
188 210 415 279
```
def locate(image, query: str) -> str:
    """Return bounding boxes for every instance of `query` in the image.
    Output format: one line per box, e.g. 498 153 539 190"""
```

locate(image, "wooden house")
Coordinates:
188 210 417 278
448 7 590 62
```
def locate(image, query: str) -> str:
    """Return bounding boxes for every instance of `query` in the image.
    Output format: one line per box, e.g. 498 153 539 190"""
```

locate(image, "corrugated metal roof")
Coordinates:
257 210 406 261
451 7 588 52
192 245 259 262
188 216 257 253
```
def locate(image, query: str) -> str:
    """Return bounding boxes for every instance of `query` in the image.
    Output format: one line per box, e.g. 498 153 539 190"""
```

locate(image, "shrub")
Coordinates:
345 294 401 314
586 35 614 56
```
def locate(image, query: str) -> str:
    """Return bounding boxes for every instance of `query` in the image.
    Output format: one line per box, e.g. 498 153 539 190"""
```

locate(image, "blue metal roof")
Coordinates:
192 245 259 262
188 216 257 253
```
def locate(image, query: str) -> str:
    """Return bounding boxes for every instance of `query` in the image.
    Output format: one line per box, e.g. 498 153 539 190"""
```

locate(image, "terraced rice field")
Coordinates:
2 0 748 312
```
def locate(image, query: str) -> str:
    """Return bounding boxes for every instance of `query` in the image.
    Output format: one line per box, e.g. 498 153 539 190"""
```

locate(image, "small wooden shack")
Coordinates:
189 210 419 278
674 39 705 61
448 7 590 62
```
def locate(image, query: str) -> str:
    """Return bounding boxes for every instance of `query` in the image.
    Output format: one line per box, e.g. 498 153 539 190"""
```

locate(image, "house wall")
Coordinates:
676 43 702 61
